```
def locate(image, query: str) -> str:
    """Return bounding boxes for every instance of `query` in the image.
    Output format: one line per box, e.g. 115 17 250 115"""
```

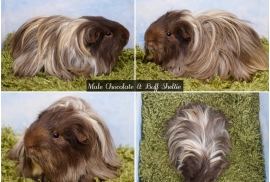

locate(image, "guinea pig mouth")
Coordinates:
122 34 129 44
145 45 154 52
25 145 39 158
145 44 158 60
145 50 154 60
120 39 129 48
119 35 129 48
121 28 130 42
123 38 128 47
145 39 159 53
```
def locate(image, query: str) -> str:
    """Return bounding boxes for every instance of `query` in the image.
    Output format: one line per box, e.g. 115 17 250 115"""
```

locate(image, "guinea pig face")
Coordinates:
181 156 227 182
23 106 96 176
144 11 194 64
82 16 130 61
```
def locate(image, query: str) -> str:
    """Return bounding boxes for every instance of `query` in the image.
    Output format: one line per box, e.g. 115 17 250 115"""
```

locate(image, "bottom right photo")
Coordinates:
138 92 268 182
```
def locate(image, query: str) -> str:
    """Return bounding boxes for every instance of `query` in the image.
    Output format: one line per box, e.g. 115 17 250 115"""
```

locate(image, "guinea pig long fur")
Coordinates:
11 15 129 80
165 102 231 182
6 96 121 182
145 10 268 81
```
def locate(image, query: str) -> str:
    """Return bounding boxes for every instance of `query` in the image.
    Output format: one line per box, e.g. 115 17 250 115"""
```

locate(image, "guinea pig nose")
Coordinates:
147 39 154 45
27 145 35 152
122 33 129 41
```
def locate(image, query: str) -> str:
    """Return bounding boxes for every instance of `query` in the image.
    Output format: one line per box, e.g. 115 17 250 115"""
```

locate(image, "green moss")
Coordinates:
1 127 32 182
94 147 134 182
1 127 134 182
261 36 269 52
1 34 134 91
140 93 265 182
136 44 269 91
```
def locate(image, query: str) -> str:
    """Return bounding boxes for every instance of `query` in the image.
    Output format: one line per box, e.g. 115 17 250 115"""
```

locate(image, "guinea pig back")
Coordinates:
6 96 121 182
144 10 268 81
11 15 130 80
165 102 231 182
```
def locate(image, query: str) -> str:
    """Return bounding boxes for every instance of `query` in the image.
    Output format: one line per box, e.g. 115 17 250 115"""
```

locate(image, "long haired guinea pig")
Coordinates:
164 102 231 182
145 10 268 81
6 96 121 182
10 15 129 80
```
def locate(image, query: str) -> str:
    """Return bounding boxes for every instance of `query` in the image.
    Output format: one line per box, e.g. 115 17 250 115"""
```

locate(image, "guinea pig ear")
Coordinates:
71 124 90 144
88 31 101 44
175 21 193 43
73 128 88 144
75 131 88 143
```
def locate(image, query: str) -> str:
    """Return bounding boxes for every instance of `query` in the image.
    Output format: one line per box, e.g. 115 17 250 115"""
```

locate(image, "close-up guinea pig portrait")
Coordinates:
1 93 134 182
1 0 134 91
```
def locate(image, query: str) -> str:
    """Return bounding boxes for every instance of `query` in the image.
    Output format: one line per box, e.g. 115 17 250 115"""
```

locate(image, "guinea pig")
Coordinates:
10 15 130 80
6 96 121 182
144 10 268 81
164 102 231 182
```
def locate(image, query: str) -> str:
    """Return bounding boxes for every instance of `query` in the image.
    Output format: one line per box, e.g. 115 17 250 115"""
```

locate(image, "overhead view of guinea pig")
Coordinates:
10 15 130 80
6 96 121 182
144 10 268 81
164 102 231 182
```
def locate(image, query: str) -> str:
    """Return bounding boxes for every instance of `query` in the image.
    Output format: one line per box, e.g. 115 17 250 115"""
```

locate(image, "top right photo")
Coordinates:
136 0 269 91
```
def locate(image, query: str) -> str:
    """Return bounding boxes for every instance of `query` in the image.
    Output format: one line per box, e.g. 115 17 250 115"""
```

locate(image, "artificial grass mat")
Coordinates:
139 93 265 182
1 34 134 91
136 44 269 91
1 127 134 182
2 34 268 91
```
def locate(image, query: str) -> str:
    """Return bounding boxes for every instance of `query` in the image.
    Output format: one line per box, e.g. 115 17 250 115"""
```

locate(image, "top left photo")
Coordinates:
1 0 134 91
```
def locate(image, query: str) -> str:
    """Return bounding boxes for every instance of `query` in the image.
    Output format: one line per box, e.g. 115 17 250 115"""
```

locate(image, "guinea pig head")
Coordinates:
144 11 195 66
23 106 97 180
79 16 130 70
180 155 229 182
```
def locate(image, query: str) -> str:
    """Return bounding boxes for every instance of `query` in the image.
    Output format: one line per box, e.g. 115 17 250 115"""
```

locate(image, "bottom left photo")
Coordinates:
1 92 134 182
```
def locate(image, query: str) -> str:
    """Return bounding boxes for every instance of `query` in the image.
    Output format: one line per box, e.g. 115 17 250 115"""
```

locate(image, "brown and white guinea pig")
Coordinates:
144 10 268 81
10 15 129 80
164 102 231 182
6 96 121 182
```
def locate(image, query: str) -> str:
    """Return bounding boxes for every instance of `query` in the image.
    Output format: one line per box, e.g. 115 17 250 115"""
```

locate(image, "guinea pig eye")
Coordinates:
105 32 111 36
53 133 60 138
167 32 172 36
